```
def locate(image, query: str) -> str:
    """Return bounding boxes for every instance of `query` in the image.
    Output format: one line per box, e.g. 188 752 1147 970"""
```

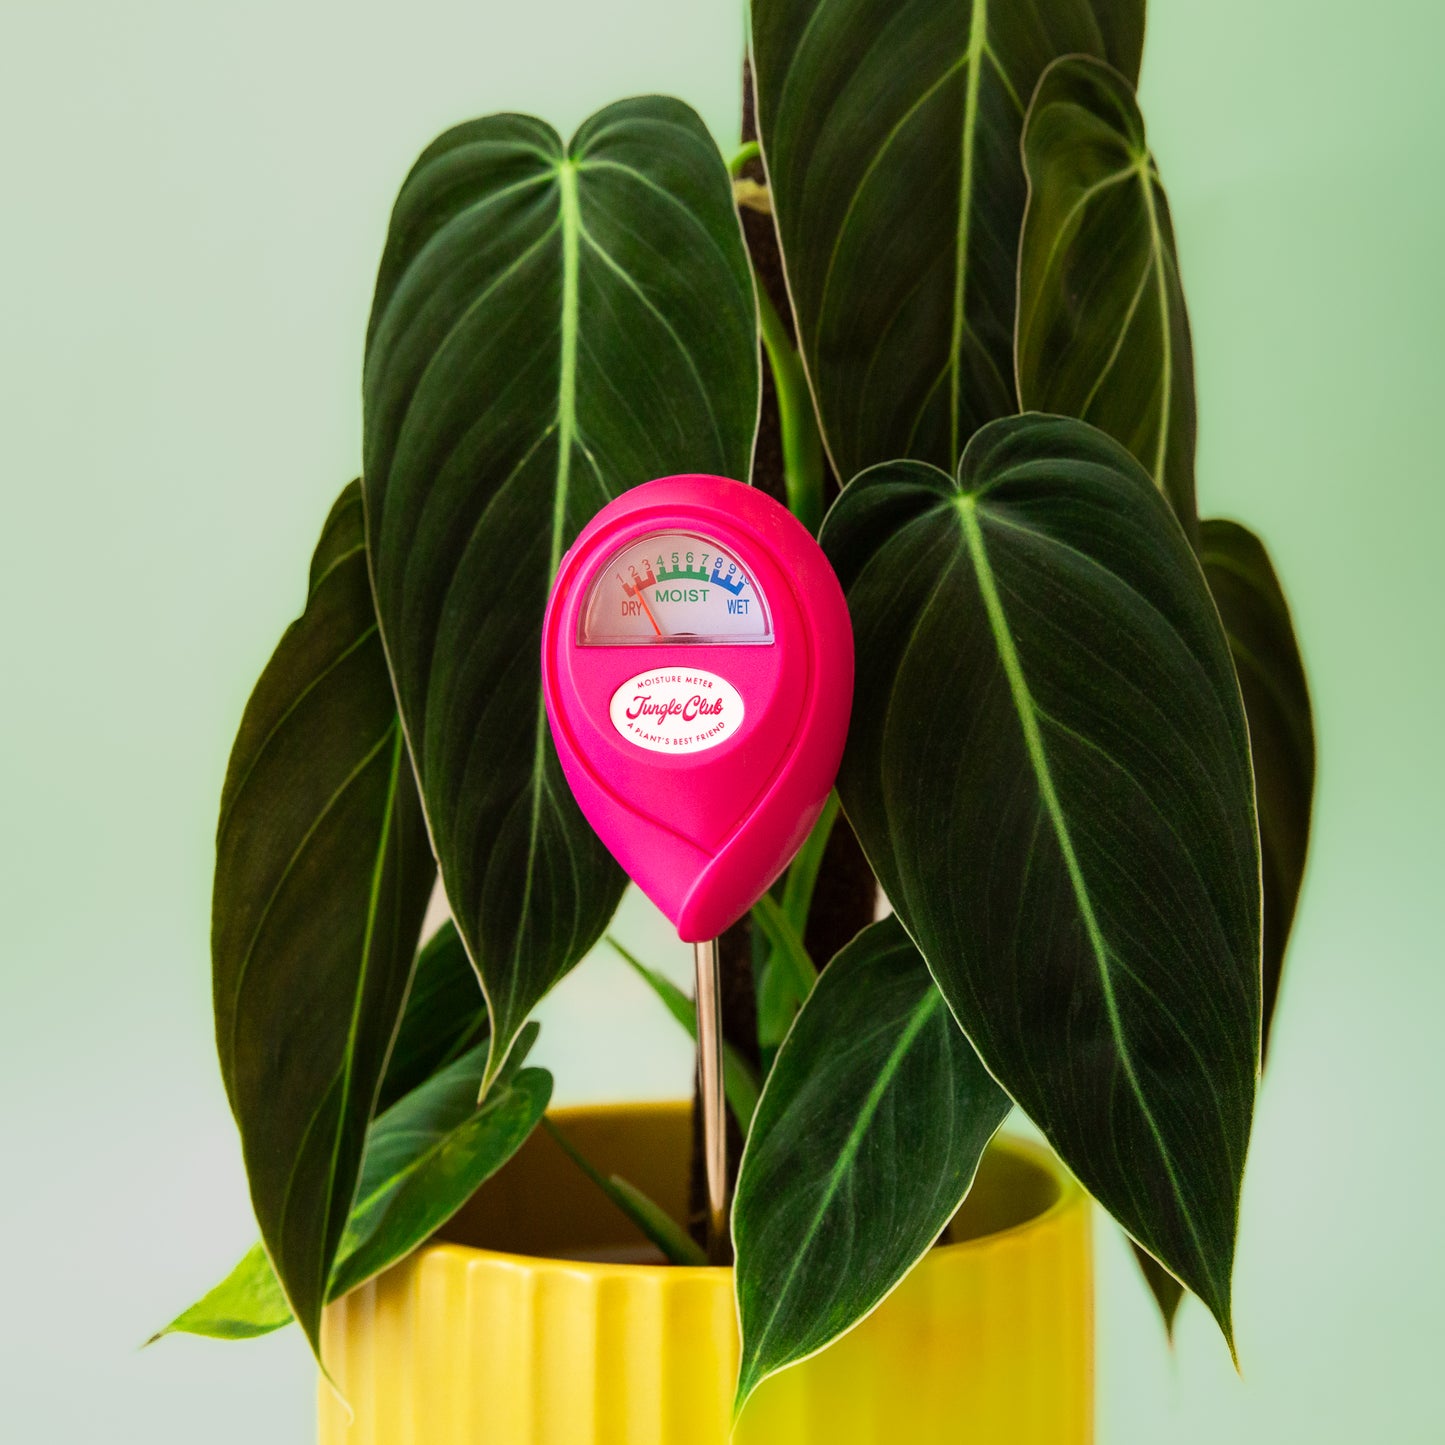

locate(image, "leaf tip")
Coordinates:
319 1365 355 1425
1224 1320 1242 1376
1203 1282 1240 1372
731 1369 763 1431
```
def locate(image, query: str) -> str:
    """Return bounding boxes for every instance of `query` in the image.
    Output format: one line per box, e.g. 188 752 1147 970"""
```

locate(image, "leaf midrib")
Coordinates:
739 978 941 1401
314 724 408 1316
492 157 582 1091
1137 165 1174 491
948 0 990 466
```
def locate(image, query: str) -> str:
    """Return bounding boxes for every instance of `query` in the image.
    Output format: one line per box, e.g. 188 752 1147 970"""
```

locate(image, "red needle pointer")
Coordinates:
637 591 662 635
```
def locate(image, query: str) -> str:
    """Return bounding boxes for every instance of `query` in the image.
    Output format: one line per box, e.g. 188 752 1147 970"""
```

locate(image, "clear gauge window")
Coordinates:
579 531 773 645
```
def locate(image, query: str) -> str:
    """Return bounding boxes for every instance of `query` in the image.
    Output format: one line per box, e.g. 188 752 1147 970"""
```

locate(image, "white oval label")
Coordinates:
609 668 744 754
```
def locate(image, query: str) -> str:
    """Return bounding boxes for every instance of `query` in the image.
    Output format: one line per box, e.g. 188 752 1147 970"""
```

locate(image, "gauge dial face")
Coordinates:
579 530 772 645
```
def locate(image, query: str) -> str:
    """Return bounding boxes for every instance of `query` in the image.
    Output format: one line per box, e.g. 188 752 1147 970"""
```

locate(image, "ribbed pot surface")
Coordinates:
319 1100 1091 1444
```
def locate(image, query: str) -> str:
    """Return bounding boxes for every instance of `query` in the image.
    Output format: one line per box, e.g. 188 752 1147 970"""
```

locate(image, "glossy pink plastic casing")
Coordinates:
541 475 854 942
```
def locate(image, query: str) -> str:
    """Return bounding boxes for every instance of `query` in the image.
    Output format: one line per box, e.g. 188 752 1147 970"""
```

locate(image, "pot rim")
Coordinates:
419 1099 1086 1281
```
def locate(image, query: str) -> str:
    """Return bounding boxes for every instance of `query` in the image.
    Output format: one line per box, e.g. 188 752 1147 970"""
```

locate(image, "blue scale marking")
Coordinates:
708 558 747 595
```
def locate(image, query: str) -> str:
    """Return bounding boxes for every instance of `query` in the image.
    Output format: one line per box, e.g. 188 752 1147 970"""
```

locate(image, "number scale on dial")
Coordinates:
579 530 773 644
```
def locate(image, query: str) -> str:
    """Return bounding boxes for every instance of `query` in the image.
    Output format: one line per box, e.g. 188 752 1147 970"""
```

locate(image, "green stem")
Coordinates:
755 280 826 535
728 139 761 176
605 936 761 1128
751 892 818 1003
780 792 840 937
541 1117 706 1266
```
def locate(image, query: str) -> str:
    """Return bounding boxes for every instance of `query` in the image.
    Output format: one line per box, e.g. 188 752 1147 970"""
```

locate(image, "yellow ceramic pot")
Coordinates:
319 1101 1091 1444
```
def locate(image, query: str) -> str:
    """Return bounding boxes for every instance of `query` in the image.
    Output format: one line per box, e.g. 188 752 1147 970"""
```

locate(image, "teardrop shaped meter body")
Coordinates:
541 475 854 941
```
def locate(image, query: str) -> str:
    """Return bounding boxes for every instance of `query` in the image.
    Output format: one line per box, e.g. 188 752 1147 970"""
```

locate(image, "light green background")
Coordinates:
1 1 1441 1440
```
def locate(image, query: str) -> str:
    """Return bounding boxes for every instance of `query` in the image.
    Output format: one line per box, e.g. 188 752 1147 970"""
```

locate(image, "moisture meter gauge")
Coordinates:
541 474 853 1262
541 474 854 944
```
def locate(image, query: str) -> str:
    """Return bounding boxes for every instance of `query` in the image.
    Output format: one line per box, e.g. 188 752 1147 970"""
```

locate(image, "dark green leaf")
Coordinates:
605 936 761 1129
1128 522 1313 1336
820 414 1261 1348
751 0 1143 478
160 1034 549 1343
732 916 1010 1411
376 921 488 1113
211 481 436 1358
542 1117 705 1267
362 98 759 1091
148 1244 292 1344
1017 55 1198 533
1201 520 1314 1054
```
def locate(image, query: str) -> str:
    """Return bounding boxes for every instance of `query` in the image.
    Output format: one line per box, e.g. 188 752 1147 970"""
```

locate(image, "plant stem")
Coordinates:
542 1117 706 1266
606 936 761 1126
755 279 825 535
751 892 818 1001
780 792 840 936
728 139 761 176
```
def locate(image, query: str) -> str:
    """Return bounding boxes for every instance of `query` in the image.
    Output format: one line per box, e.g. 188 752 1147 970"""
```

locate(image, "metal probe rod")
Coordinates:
693 937 728 1264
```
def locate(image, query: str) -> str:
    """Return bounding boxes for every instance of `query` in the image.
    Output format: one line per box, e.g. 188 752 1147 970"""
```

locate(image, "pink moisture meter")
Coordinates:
541 474 853 1259
541 474 854 942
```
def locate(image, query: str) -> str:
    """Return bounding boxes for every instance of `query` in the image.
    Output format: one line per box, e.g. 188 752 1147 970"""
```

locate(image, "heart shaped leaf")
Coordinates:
1017 55 1199 533
212 482 436 1358
750 0 1143 478
731 915 1010 1413
362 98 760 1090
1201 519 1314 1054
820 414 1262 1347
154 1034 549 1344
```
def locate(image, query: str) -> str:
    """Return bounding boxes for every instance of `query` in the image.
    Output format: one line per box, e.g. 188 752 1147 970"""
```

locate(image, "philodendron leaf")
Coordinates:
362 98 759 1091
820 415 1262 1348
1128 521 1314 1335
1017 55 1199 535
731 916 1010 1413
750 0 1143 479
212 482 436 1359
376 921 488 1113
155 1034 549 1343
1201 519 1314 1055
